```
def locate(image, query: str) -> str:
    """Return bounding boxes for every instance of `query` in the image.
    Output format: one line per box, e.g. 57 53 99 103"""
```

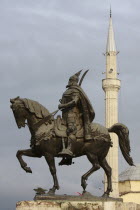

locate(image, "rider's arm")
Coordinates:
58 95 79 110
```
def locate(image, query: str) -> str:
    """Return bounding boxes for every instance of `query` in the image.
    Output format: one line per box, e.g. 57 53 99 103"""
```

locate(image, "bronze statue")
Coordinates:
10 72 134 197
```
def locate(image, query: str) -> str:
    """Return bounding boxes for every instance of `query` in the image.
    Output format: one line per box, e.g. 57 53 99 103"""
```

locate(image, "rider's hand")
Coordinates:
58 104 64 110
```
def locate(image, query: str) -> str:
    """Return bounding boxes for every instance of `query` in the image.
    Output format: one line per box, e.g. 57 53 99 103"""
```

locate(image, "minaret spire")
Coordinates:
102 9 121 198
106 9 116 53
110 6 112 18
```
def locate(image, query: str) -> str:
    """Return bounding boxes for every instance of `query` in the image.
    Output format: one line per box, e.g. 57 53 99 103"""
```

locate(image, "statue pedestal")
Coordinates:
16 194 140 210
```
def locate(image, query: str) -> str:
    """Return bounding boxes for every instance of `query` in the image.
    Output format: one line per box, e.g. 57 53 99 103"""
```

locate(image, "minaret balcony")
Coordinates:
102 78 121 91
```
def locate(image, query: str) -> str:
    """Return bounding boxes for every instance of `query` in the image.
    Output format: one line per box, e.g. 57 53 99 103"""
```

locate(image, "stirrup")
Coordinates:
58 148 74 157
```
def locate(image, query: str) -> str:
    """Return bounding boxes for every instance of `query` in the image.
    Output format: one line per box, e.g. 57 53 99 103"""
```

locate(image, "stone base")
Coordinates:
16 195 140 210
16 200 140 210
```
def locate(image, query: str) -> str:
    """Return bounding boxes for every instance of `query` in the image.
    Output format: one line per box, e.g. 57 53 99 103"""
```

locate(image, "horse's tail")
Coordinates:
108 123 134 166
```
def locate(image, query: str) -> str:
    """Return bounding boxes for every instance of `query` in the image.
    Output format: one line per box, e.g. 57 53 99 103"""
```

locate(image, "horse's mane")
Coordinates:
22 98 50 119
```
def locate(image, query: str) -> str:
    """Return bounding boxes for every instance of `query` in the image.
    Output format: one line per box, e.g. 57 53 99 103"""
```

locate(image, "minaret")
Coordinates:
102 10 121 198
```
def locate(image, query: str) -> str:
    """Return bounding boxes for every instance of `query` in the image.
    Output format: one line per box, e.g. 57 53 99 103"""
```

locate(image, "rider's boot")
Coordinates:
58 139 74 165
58 135 76 165
66 136 75 156
58 135 75 157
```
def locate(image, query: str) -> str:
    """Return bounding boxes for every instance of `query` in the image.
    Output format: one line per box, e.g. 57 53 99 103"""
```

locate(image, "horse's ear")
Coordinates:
10 99 15 104
10 96 20 103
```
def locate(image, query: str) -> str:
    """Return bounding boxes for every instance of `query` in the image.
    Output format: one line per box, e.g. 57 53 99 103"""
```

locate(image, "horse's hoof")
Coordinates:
56 186 60 190
25 167 32 173
81 180 87 191
82 191 93 196
82 190 86 195
102 193 109 198
47 190 55 195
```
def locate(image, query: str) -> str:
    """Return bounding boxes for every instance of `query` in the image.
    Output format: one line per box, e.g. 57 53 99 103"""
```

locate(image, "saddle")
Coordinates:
54 115 84 138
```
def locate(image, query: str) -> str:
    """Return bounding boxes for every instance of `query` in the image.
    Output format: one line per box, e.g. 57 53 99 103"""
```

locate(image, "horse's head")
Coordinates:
10 97 50 129
10 96 28 128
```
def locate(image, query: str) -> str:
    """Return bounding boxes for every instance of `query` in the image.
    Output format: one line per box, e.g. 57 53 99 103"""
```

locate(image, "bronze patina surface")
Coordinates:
34 194 123 202
10 71 134 197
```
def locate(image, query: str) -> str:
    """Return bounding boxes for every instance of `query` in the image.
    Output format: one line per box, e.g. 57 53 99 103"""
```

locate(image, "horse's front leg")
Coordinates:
45 153 59 195
16 149 41 173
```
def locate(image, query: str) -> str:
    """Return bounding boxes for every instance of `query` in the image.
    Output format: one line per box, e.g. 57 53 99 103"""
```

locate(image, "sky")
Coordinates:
0 0 140 209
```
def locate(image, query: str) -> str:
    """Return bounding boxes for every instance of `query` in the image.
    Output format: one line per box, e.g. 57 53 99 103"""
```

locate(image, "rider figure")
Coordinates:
58 70 95 161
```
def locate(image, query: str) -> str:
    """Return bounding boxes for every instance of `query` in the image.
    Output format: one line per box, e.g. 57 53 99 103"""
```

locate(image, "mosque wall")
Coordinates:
119 180 140 204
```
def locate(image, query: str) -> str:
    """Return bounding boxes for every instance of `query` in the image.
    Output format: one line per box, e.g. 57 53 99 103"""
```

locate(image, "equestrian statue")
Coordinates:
10 70 134 197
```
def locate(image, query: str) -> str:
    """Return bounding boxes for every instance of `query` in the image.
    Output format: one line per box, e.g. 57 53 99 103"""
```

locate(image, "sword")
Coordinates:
33 109 59 129
79 69 89 86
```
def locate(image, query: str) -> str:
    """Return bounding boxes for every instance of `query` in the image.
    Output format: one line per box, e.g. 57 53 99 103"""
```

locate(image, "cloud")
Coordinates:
0 0 140 209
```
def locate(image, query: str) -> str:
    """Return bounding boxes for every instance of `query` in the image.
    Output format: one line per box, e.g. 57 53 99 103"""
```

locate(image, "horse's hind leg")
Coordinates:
81 153 100 193
45 153 59 195
16 149 41 173
99 158 112 197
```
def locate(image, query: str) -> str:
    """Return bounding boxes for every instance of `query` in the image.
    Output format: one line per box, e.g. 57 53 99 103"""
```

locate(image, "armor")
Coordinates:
58 71 95 158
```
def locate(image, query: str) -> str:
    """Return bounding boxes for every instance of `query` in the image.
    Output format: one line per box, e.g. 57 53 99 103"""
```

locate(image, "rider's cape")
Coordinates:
69 85 95 140
71 85 95 121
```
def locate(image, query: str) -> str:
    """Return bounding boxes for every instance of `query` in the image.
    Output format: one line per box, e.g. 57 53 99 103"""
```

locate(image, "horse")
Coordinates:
10 96 134 197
